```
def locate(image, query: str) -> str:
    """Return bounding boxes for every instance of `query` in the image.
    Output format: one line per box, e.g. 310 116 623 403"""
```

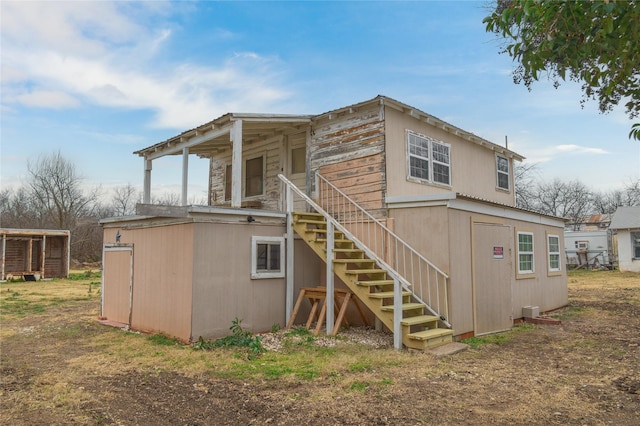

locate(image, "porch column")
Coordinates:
230 119 243 208
181 147 189 206
27 239 33 273
41 236 46 279
325 220 335 334
285 185 294 324
143 158 152 204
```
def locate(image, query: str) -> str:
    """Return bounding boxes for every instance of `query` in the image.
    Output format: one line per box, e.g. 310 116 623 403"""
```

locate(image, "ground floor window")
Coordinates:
251 236 284 279
517 231 534 275
632 232 640 259
547 234 561 273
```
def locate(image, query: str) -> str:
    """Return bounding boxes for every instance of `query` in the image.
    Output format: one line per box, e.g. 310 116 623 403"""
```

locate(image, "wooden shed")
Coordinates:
1 228 70 281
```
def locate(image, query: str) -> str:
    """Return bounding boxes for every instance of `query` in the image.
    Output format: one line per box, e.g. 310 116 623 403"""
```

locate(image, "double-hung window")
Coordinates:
496 154 510 190
517 231 535 275
251 236 285 279
245 156 264 197
407 130 451 186
632 232 640 259
547 234 561 273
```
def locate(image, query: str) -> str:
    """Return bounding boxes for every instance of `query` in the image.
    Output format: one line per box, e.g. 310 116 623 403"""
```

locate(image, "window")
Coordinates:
547 234 561 272
251 236 285 279
407 130 451 186
632 232 640 259
224 164 232 201
245 156 264 197
496 155 510 190
291 147 306 174
517 231 535 275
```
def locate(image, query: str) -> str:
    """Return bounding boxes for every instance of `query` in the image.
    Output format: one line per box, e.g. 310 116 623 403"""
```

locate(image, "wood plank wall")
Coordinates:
310 104 387 218
208 136 284 211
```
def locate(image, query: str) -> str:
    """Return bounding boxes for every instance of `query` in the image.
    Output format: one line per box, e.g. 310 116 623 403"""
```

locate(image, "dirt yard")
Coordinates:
1 270 639 425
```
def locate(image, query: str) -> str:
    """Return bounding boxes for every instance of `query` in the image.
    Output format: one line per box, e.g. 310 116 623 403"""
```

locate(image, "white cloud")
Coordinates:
0 0 292 130
555 144 608 155
15 90 81 109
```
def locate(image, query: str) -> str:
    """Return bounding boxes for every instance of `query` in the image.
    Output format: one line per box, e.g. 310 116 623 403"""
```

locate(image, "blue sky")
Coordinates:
2 1 639 203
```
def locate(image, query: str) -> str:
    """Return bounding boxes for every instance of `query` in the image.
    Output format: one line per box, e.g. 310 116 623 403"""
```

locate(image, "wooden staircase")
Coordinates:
292 211 453 350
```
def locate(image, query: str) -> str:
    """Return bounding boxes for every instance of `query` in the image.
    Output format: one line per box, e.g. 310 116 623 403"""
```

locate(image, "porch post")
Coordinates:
325 220 335 334
231 119 243 208
181 147 189 206
1 234 6 280
394 277 402 350
143 158 152 204
41 236 46 279
27 239 33 273
285 184 294 324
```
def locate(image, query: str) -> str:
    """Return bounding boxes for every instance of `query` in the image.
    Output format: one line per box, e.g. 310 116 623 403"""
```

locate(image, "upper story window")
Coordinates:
496 154 510 190
407 130 451 186
291 147 306 175
245 156 264 197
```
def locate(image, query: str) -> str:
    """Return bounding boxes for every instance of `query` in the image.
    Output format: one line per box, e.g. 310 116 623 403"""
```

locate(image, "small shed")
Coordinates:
0 228 70 281
609 206 640 272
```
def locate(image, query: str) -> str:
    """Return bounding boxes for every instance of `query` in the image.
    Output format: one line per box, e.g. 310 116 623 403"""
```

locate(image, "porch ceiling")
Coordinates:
134 113 312 160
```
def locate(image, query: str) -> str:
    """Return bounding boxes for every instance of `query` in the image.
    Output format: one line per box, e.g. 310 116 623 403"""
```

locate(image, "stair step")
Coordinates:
306 228 342 235
332 248 364 254
380 303 424 312
345 269 387 275
408 328 453 341
401 315 440 326
297 219 327 225
316 238 353 244
356 280 395 286
293 212 323 218
333 258 376 264
368 291 412 299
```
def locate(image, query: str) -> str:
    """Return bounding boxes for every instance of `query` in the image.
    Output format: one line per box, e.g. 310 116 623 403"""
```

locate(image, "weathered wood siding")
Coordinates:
310 104 387 218
208 136 284 211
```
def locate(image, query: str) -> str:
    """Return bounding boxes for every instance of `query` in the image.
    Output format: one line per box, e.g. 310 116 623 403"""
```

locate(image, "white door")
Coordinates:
287 131 307 211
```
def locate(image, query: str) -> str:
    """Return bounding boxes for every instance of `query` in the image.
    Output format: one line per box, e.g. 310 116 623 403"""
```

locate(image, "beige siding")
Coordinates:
191 222 288 339
310 104 387 217
389 206 567 337
384 107 516 206
103 225 194 341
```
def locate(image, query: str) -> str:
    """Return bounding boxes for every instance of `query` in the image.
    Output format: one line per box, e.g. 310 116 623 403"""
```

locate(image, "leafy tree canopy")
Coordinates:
484 0 640 140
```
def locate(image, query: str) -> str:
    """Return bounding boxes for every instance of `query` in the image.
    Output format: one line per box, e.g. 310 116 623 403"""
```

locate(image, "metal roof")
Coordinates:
609 206 640 230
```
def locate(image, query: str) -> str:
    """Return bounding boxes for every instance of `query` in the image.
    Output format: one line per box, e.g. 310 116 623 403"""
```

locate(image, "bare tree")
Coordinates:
513 162 539 210
27 151 100 230
111 183 140 216
534 179 593 230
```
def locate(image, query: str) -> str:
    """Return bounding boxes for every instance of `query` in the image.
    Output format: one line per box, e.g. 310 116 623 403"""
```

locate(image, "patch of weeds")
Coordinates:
551 306 585 320
349 361 373 373
271 323 281 333
349 381 370 391
193 318 264 359
380 378 393 386
462 332 510 349
263 364 294 379
296 364 320 380
148 333 182 346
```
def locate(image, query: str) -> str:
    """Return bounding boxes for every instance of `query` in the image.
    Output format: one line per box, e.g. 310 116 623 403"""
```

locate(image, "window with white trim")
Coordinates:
407 130 451 186
547 234 561 272
517 232 534 274
632 232 640 259
496 154 510 190
251 236 285 279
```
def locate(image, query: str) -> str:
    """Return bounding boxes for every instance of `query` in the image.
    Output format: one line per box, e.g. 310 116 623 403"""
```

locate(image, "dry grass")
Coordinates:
1 269 639 425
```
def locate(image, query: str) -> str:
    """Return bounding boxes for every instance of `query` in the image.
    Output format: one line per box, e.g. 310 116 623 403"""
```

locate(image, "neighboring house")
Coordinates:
609 206 640 272
1 228 70 281
566 214 611 232
100 96 567 349
564 230 611 269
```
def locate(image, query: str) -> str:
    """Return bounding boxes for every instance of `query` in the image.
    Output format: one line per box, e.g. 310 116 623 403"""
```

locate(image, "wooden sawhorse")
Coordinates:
286 286 369 335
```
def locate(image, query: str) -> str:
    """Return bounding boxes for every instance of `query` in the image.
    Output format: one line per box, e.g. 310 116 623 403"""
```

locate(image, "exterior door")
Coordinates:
102 245 133 325
473 222 512 335
286 131 307 211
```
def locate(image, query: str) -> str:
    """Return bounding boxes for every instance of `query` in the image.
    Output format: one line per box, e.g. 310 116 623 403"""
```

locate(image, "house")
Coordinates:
609 206 640 272
1 228 70 281
100 96 567 349
564 230 611 269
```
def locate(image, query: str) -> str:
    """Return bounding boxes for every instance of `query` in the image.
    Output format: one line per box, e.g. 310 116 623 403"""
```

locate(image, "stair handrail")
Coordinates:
314 173 450 326
278 173 450 328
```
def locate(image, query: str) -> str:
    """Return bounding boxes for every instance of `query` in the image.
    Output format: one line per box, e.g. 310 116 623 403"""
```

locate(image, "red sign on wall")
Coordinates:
493 246 504 259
